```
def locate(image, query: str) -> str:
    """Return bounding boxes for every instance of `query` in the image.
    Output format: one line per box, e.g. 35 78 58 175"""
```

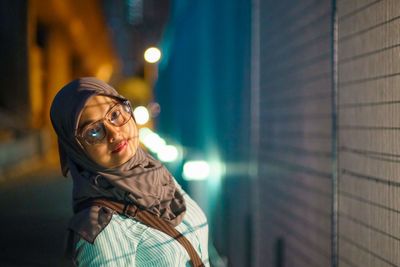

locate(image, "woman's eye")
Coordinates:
87 124 102 138
110 110 121 122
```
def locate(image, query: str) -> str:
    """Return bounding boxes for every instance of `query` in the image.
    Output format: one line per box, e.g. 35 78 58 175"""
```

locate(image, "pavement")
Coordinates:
0 166 74 266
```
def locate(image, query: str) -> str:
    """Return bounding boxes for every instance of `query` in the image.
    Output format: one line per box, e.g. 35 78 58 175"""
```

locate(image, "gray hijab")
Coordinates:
50 77 186 242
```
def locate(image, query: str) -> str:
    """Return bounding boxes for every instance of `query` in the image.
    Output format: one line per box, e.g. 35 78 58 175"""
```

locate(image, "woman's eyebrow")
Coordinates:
78 102 117 129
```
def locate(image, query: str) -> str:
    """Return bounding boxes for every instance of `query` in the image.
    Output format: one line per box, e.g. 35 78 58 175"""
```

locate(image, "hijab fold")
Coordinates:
50 77 186 242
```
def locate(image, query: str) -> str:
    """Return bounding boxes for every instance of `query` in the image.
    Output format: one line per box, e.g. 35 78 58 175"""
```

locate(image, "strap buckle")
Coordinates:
122 202 137 217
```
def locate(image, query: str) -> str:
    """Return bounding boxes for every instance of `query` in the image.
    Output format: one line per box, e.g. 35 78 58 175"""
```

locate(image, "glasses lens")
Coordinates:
79 102 132 145
107 103 131 126
82 122 106 144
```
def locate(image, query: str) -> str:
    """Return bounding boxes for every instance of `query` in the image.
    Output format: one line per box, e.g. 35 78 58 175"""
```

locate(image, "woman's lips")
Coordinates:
111 140 128 153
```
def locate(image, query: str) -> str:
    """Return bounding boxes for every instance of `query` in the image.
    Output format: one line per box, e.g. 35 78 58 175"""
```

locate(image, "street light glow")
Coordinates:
158 145 179 162
144 47 161 63
183 161 210 181
133 106 150 125
138 127 179 162
139 127 165 153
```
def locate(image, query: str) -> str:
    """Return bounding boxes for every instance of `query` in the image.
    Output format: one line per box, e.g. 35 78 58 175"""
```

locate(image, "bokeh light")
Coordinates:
183 161 210 180
144 47 161 63
157 145 179 162
133 106 150 125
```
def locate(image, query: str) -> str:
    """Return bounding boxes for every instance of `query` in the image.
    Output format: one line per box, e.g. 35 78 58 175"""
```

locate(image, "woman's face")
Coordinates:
77 95 139 168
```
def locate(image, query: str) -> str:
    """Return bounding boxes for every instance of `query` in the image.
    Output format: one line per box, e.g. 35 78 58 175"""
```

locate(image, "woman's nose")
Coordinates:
105 123 120 143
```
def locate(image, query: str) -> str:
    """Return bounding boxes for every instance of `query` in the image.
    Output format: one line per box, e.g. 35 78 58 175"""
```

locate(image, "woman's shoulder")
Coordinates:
68 205 114 243
74 213 148 266
68 205 148 244
172 177 208 226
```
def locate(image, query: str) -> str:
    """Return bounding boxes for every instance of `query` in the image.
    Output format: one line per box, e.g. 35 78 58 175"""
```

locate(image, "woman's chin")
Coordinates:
110 146 136 168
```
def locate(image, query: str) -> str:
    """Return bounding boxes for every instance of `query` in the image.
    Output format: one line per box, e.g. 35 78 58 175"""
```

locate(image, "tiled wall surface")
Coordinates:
254 0 400 266
255 1 334 266
337 0 400 266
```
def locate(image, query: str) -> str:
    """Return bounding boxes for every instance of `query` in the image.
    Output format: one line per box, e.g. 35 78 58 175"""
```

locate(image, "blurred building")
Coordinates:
0 0 118 178
102 0 170 80
29 0 118 127
0 0 169 179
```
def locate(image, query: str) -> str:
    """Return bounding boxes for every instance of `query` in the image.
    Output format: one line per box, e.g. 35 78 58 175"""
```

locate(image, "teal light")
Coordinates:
183 161 210 181
157 145 179 162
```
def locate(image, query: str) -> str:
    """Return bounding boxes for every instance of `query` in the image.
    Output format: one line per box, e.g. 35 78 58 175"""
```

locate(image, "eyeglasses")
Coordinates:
76 101 133 145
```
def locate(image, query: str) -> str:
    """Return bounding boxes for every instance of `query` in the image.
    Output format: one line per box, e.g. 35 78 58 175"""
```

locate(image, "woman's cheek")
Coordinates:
90 146 108 163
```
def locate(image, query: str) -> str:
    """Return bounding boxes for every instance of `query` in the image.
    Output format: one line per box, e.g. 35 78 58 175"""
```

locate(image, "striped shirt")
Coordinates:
74 183 210 266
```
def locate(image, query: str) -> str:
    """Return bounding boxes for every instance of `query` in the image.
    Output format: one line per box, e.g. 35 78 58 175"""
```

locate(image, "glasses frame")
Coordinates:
75 100 133 146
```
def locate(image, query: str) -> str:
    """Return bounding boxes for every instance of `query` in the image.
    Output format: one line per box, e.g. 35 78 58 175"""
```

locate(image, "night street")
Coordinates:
0 169 74 266
1 0 399 266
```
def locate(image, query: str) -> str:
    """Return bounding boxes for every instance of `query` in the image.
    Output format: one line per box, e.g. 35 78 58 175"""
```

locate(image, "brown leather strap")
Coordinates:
77 198 205 267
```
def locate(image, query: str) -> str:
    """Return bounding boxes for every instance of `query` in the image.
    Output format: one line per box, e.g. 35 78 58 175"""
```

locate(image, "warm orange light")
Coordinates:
96 64 113 82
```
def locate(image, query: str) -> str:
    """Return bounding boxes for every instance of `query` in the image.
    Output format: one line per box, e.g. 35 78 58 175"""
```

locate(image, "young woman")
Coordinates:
50 77 209 266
